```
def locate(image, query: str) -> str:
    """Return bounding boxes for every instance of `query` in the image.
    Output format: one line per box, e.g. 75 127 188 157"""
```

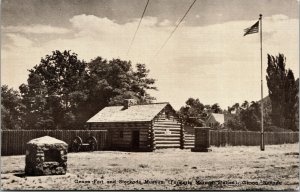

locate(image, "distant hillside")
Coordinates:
257 95 271 107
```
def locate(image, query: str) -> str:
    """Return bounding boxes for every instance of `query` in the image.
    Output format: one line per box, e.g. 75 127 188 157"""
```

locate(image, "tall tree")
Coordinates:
82 57 157 122
132 63 157 103
266 54 298 131
284 70 298 130
20 50 87 129
19 51 157 129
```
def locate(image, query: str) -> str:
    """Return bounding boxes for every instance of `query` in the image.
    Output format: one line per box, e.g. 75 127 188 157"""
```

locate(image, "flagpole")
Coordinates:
259 14 265 151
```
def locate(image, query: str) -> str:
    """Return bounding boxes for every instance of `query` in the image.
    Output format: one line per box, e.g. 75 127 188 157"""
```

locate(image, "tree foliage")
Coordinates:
224 114 246 131
178 98 222 126
266 54 298 131
19 50 87 129
239 101 261 131
226 101 262 131
1 85 25 129
178 98 206 126
211 103 222 113
82 57 157 125
18 50 157 129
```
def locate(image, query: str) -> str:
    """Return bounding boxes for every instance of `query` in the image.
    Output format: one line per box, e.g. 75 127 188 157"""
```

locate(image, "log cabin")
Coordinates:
86 99 183 151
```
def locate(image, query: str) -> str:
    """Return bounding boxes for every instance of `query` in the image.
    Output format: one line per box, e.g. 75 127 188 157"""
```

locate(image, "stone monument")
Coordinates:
25 136 68 176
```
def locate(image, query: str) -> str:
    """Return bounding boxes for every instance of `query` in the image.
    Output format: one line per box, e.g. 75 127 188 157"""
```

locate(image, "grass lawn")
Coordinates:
1 144 299 190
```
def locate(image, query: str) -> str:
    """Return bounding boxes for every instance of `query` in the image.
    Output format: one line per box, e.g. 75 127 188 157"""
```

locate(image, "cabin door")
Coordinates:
132 131 140 149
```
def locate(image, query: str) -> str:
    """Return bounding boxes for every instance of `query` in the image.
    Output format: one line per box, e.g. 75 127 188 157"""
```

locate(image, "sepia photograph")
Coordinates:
1 0 299 190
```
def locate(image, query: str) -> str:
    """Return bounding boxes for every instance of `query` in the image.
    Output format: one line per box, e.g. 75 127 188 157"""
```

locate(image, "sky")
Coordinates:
1 0 299 110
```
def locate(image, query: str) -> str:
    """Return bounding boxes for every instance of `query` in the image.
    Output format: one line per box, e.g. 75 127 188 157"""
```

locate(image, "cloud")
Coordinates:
3 24 71 34
2 14 298 110
268 14 289 21
69 14 119 37
5 33 33 47
159 19 171 27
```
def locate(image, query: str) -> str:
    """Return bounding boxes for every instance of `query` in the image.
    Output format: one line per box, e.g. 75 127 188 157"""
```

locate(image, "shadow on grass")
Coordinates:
109 148 154 153
68 148 154 154
14 172 68 178
14 172 26 178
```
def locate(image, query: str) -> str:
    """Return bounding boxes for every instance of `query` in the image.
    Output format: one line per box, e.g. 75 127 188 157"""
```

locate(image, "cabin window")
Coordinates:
119 130 124 138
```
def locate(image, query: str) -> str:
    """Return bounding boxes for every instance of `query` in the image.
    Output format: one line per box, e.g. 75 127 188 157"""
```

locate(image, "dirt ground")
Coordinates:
1 144 299 190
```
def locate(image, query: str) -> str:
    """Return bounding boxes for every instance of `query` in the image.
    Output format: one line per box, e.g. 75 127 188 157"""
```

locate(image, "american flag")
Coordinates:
244 21 259 36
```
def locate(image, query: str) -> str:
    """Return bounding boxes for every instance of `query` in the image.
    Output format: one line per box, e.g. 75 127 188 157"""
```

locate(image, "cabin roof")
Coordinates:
206 113 225 124
87 102 172 123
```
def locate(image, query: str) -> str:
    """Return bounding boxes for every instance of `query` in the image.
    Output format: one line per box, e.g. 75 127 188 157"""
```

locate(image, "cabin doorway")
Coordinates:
132 131 140 149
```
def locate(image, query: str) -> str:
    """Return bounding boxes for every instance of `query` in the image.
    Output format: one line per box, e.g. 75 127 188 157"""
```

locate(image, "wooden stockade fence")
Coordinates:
1 130 108 156
1 130 298 156
210 130 299 147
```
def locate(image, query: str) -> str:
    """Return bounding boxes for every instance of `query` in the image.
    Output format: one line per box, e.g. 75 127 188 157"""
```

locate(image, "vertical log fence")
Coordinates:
1 130 298 156
209 130 298 147
1 130 109 156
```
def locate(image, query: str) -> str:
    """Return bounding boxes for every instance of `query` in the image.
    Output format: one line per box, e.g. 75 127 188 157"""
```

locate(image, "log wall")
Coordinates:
89 122 152 151
182 124 195 149
152 107 182 149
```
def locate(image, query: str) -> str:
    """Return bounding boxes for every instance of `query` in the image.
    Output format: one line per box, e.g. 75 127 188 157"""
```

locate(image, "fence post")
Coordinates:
233 131 236 146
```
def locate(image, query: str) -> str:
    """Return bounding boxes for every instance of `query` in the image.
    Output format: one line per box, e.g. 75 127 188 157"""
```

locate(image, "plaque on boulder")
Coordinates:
25 136 68 176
